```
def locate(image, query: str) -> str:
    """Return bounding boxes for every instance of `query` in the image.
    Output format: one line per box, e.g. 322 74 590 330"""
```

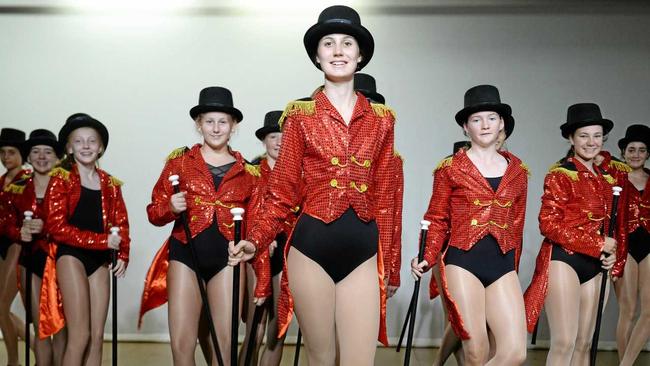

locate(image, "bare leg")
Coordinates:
56 255 91 366
445 265 488 366
52 327 67 366
287 248 336 366
238 263 268 365
336 255 380 366
432 257 464 366
484 272 526 366
571 273 604 366
85 266 110 366
260 273 286 366
197 309 213 364
0 244 21 365
168 261 202 366
620 255 650 366
545 261 581 366
31 273 54 366
614 254 638 360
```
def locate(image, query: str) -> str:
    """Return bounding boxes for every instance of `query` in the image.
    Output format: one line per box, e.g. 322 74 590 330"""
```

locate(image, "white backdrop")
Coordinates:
1 0 649 349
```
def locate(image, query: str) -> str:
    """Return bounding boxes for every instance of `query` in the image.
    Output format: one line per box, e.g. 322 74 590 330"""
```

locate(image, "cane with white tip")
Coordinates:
230 207 245 366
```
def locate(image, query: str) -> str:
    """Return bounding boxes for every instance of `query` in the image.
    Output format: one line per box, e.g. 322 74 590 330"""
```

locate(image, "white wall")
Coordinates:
1 2 649 348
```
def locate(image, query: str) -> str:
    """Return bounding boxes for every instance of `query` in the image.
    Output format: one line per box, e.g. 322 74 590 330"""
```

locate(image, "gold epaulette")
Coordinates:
166 146 189 161
608 159 632 173
370 103 396 119
245 163 261 177
109 176 123 187
279 100 316 128
549 167 579 181
49 167 71 181
434 156 453 173
603 174 616 185
4 183 25 194
548 160 562 172
394 150 404 161
520 162 531 177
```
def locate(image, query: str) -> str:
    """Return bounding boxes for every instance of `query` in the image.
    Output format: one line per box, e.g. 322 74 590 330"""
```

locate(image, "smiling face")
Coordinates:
0 146 22 170
569 125 604 162
623 141 649 170
463 111 504 148
196 111 235 150
28 145 58 175
315 33 361 82
67 127 103 166
263 132 282 161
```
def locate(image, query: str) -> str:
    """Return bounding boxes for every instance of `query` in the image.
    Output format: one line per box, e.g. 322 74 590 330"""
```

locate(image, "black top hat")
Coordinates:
23 129 63 158
618 124 650 151
560 103 613 139
58 113 110 150
0 128 26 150
455 85 514 136
303 5 374 71
255 111 283 141
190 86 243 123
354 73 385 104
453 141 470 154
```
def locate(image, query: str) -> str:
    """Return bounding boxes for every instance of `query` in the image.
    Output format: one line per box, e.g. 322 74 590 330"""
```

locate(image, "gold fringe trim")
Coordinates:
109 176 123 187
547 161 562 172
370 103 396 119
279 100 316 128
435 156 453 172
49 167 70 181
245 163 261 177
603 174 616 185
394 149 404 161
520 162 531 177
166 146 189 161
4 183 25 194
550 167 579 181
608 159 632 173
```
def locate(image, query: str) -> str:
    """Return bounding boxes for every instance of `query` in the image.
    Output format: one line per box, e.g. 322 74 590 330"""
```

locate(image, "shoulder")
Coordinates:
244 163 261 178
547 159 579 182
279 97 315 128
370 102 396 122
166 146 190 162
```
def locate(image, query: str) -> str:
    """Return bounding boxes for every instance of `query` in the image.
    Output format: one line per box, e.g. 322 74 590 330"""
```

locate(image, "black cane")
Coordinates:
23 211 33 366
293 329 302 366
242 301 264 366
109 227 120 366
589 185 622 366
230 207 245 366
531 321 539 345
169 175 225 366
404 220 431 366
395 295 415 352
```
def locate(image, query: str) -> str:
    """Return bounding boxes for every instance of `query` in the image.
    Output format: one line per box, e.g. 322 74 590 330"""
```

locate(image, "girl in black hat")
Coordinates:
39 113 131 366
229 5 398 365
613 124 650 366
140 86 258 365
412 85 528 365
4 129 66 365
0 127 30 366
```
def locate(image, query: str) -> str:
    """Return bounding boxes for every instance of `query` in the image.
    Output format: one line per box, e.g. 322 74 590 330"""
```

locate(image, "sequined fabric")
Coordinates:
139 145 257 326
39 164 131 338
626 168 650 234
248 91 396 346
5 174 50 254
0 170 30 239
523 157 628 332
389 152 404 287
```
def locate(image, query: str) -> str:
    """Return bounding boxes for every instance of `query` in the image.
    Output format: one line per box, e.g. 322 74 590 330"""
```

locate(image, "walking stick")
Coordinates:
242 302 264 366
531 321 539 345
293 329 302 366
169 175 225 366
109 227 120 366
404 220 431 366
589 185 622 366
23 211 33 366
230 207 245 366
395 295 415 352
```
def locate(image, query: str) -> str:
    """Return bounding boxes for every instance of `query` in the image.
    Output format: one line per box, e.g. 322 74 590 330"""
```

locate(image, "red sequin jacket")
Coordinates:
4 173 50 254
247 91 396 345
39 165 131 338
389 152 404 287
524 157 628 332
421 149 528 339
1 170 30 239
626 168 650 234
139 144 258 327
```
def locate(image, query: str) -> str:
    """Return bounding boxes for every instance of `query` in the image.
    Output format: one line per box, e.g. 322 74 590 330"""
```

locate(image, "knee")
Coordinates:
637 308 650 324
463 341 489 365
170 336 196 355
90 328 105 346
573 337 591 354
619 301 636 321
501 346 526 365
68 328 90 348
550 335 576 356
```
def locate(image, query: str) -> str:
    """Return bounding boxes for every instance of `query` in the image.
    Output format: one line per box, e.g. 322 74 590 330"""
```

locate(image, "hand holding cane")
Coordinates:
24 210 33 366
109 227 120 366
230 207 245 366
168 175 225 366
589 185 622 366
404 220 431 366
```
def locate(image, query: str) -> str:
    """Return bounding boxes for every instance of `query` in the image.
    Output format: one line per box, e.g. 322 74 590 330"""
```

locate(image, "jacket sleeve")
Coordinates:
611 185 629 278
388 155 403 287
4 194 21 243
538 172 604 258
246 182 272 298
512 172 528 271
45 177 108 250
146 158 180 227
110 184 131 263
422 165 453 266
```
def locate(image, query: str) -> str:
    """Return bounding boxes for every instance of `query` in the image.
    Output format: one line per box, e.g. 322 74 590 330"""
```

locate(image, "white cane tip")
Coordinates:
110 227 120 235
168 175 180 184
230 207 245 221
24 210 34 218
612 186 622 195
420 220 431 229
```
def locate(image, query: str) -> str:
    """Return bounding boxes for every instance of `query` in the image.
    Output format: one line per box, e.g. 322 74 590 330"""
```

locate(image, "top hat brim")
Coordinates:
618 135 650 151
255 125 281 141
560 119 613 139
22 138 64 159
190 104 244 123
455 103 512 126
303 21 374 71
58 118 109 151
358 89 385 105
0 139 23 150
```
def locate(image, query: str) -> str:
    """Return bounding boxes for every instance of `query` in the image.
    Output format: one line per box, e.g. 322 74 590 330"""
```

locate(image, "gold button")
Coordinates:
331 157 340 166
360 183 368 192
330 179 338 187
191 215 198 222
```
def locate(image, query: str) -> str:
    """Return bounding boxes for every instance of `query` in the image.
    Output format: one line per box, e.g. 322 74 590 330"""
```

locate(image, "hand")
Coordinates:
269 240 278 257
20 225 33 242
386 285 399 298
29 219 44 234
410 258 429 280
109 259 128 278
169 191 187 214
602 237 617 255
107 234 121 250
228 240 257 266
253 297 267 306
600 252 616 270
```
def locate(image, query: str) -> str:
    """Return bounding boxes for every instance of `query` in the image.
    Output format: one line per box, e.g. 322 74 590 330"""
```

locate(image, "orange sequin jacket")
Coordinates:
4 173 50 254
247 91 396 345
626 168 650 234
138 145 258 327
421 149 528 339
39 165 131 338
524 157 628 332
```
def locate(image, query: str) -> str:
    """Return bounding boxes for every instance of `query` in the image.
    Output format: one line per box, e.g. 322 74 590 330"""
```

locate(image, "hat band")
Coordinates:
323 18 354 26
